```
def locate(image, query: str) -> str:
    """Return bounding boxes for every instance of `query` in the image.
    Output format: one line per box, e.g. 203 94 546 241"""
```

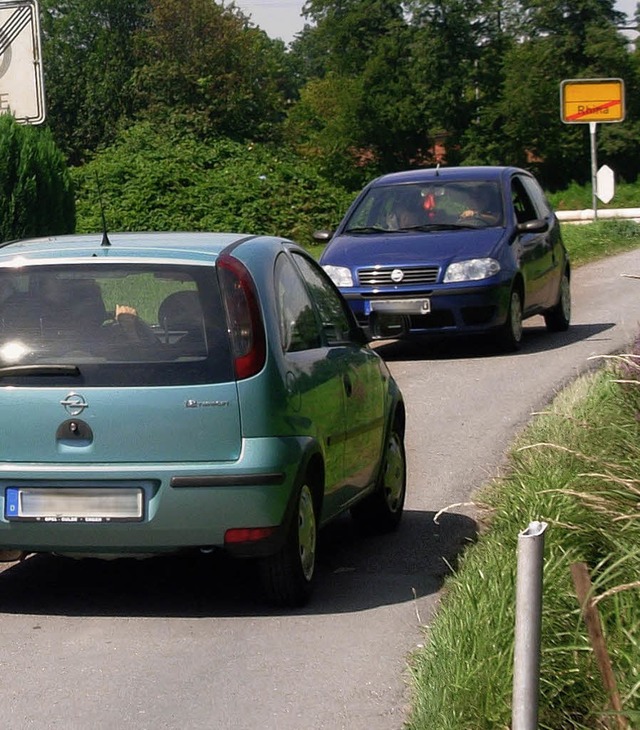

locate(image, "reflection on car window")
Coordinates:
275 254 322 352
511 177 538 224
518 175 551 218
344 181 504 231
291 253 354 345
0 264 233 386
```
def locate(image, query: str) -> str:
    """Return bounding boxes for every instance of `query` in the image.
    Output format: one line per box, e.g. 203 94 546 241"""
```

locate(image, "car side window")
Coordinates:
275 254 322 352
519 175 551 218
291 252 355 346
511 176 538 224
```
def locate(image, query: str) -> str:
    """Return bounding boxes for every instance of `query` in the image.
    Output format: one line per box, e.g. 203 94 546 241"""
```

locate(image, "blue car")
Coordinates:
0 232 405 606
318 166 571 350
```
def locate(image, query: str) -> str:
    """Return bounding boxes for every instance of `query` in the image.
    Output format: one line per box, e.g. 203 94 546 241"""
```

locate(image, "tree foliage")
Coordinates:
0 116 74 243
40 0 148 164
71 121 353 243
131 0 289 141
34 0 640 229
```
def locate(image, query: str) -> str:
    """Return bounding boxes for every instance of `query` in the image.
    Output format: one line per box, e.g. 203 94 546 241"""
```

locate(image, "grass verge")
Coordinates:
407 225 640 728
561 219 640 267
407 356 640 728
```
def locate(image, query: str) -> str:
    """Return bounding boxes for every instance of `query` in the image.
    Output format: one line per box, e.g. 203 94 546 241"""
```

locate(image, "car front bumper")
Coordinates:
341 278 513 338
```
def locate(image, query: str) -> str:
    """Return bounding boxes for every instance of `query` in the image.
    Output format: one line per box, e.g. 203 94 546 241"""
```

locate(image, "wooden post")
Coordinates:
570 562 628 730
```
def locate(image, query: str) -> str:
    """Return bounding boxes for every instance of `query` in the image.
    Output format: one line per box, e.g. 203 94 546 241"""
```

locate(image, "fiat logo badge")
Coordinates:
60 392 89 416
391 268 404 283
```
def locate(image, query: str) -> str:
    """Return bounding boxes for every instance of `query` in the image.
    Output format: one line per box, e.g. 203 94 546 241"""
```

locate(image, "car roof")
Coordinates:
0 231 290 265
366 166 529 188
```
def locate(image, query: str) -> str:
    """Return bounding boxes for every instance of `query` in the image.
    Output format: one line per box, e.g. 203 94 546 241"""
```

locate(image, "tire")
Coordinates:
544 270 571 332
495 287 523 352
259 482 317 607
351 422 406 533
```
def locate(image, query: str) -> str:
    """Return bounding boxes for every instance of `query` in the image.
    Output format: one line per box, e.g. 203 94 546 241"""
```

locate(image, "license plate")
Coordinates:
370 298 431 315
4 487 144 522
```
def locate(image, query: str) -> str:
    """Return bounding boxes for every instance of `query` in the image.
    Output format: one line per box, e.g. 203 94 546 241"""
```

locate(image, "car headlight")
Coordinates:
443 258 501 283
322 265 353 287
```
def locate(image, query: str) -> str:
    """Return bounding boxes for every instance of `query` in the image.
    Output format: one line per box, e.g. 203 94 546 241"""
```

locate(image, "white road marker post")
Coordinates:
512 520 548 730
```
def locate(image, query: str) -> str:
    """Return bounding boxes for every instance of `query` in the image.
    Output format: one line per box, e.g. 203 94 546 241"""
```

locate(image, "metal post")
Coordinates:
590 122 598 221
512 521 548 730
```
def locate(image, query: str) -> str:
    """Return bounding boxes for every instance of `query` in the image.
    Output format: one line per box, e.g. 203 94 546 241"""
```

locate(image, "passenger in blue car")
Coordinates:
387 190 427 229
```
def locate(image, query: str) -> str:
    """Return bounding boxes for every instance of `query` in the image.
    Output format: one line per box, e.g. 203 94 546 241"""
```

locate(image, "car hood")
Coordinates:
320 228 507 268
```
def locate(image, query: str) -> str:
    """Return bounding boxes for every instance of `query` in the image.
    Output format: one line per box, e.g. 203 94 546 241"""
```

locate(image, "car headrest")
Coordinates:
158 290 203 332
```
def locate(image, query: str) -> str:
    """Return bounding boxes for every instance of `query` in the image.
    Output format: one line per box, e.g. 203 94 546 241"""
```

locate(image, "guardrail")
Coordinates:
557 208 640 222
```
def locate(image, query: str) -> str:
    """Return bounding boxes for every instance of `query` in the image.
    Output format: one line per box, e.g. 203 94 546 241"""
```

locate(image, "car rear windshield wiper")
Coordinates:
0 364 82 378
344 225 390 234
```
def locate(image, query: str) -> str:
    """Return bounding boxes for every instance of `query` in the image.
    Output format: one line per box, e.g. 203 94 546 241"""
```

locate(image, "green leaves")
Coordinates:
0 116 74 243
31 0 640 203
71 122 353 244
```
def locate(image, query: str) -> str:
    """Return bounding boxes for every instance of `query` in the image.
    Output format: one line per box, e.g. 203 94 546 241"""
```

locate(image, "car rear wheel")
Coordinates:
496 287 523 351
544 270 571 332
351 421 406 533
259 482 317 607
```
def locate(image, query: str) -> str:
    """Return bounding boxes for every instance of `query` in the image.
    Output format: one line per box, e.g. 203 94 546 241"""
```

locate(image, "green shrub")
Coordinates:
548 179 640 212
71 122 355 247
0 115 75 242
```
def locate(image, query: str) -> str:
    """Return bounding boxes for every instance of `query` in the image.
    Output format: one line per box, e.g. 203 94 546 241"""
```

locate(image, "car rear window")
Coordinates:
0 263 234 387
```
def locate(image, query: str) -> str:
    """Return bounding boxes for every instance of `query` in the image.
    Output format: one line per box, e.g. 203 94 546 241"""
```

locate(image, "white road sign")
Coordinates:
596 164 615 204
0 0 45 124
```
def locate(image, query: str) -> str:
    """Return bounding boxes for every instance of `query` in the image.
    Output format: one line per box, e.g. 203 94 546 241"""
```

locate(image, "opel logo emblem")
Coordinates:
391 268 404 283
60 392 89 416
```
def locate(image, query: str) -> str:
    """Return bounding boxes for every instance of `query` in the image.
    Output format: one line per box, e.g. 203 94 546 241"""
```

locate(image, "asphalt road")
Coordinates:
1 248 640 730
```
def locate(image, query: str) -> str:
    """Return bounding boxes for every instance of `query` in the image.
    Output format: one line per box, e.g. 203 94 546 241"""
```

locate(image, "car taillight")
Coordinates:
224 527 276 544
217 252 266 380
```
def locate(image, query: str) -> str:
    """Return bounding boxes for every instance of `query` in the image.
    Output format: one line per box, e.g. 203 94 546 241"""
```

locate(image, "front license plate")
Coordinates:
370 298 431 315
4 488 144 522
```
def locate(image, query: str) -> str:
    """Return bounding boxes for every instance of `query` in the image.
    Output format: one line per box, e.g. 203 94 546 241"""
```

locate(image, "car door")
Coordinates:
510 174 555 312
518 174 566 308
290 252 386 515
274 252 346 514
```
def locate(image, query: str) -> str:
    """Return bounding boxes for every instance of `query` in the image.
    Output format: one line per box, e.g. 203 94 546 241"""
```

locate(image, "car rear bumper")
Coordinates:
341 279 513 338
0 437 311 558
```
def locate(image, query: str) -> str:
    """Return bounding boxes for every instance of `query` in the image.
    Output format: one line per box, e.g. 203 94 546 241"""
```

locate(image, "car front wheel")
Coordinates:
259 482 317 607
496 287 523 351
544 270 571 332
351 421 406 533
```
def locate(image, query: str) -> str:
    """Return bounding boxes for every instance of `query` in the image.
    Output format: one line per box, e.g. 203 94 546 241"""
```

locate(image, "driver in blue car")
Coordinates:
459 185 501 225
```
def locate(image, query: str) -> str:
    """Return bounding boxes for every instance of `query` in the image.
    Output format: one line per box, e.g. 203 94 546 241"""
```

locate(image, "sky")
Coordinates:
234 0 638 46
234 1 306 45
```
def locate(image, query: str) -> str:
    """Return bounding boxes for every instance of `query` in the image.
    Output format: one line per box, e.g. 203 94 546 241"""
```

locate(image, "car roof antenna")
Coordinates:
435 163 440 177
95 172 111 247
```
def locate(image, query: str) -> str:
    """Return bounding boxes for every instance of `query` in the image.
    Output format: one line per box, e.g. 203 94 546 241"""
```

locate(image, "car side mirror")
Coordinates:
312 230 333 243
516 218 548 234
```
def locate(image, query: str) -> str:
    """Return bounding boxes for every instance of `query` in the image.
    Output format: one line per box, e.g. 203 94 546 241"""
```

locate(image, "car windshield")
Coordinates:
0 263 234 387
344 180 505 232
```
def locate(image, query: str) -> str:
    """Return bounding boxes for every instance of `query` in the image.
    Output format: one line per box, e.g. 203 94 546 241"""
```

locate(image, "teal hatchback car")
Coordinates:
0 232 405 606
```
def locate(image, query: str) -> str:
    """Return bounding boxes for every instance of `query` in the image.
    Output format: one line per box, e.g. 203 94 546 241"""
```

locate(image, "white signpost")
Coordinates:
0 0 45 124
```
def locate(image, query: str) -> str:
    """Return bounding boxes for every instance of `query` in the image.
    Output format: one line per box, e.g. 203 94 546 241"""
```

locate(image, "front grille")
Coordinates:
357 266 439 286
462 306 496 326
409 311 455 328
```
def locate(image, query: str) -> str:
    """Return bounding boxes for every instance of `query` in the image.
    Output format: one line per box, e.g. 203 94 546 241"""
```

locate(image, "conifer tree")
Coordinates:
0 116 74 243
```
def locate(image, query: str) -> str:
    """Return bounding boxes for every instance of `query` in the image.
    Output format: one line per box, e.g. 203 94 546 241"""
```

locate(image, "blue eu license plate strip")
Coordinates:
5 488 20 519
